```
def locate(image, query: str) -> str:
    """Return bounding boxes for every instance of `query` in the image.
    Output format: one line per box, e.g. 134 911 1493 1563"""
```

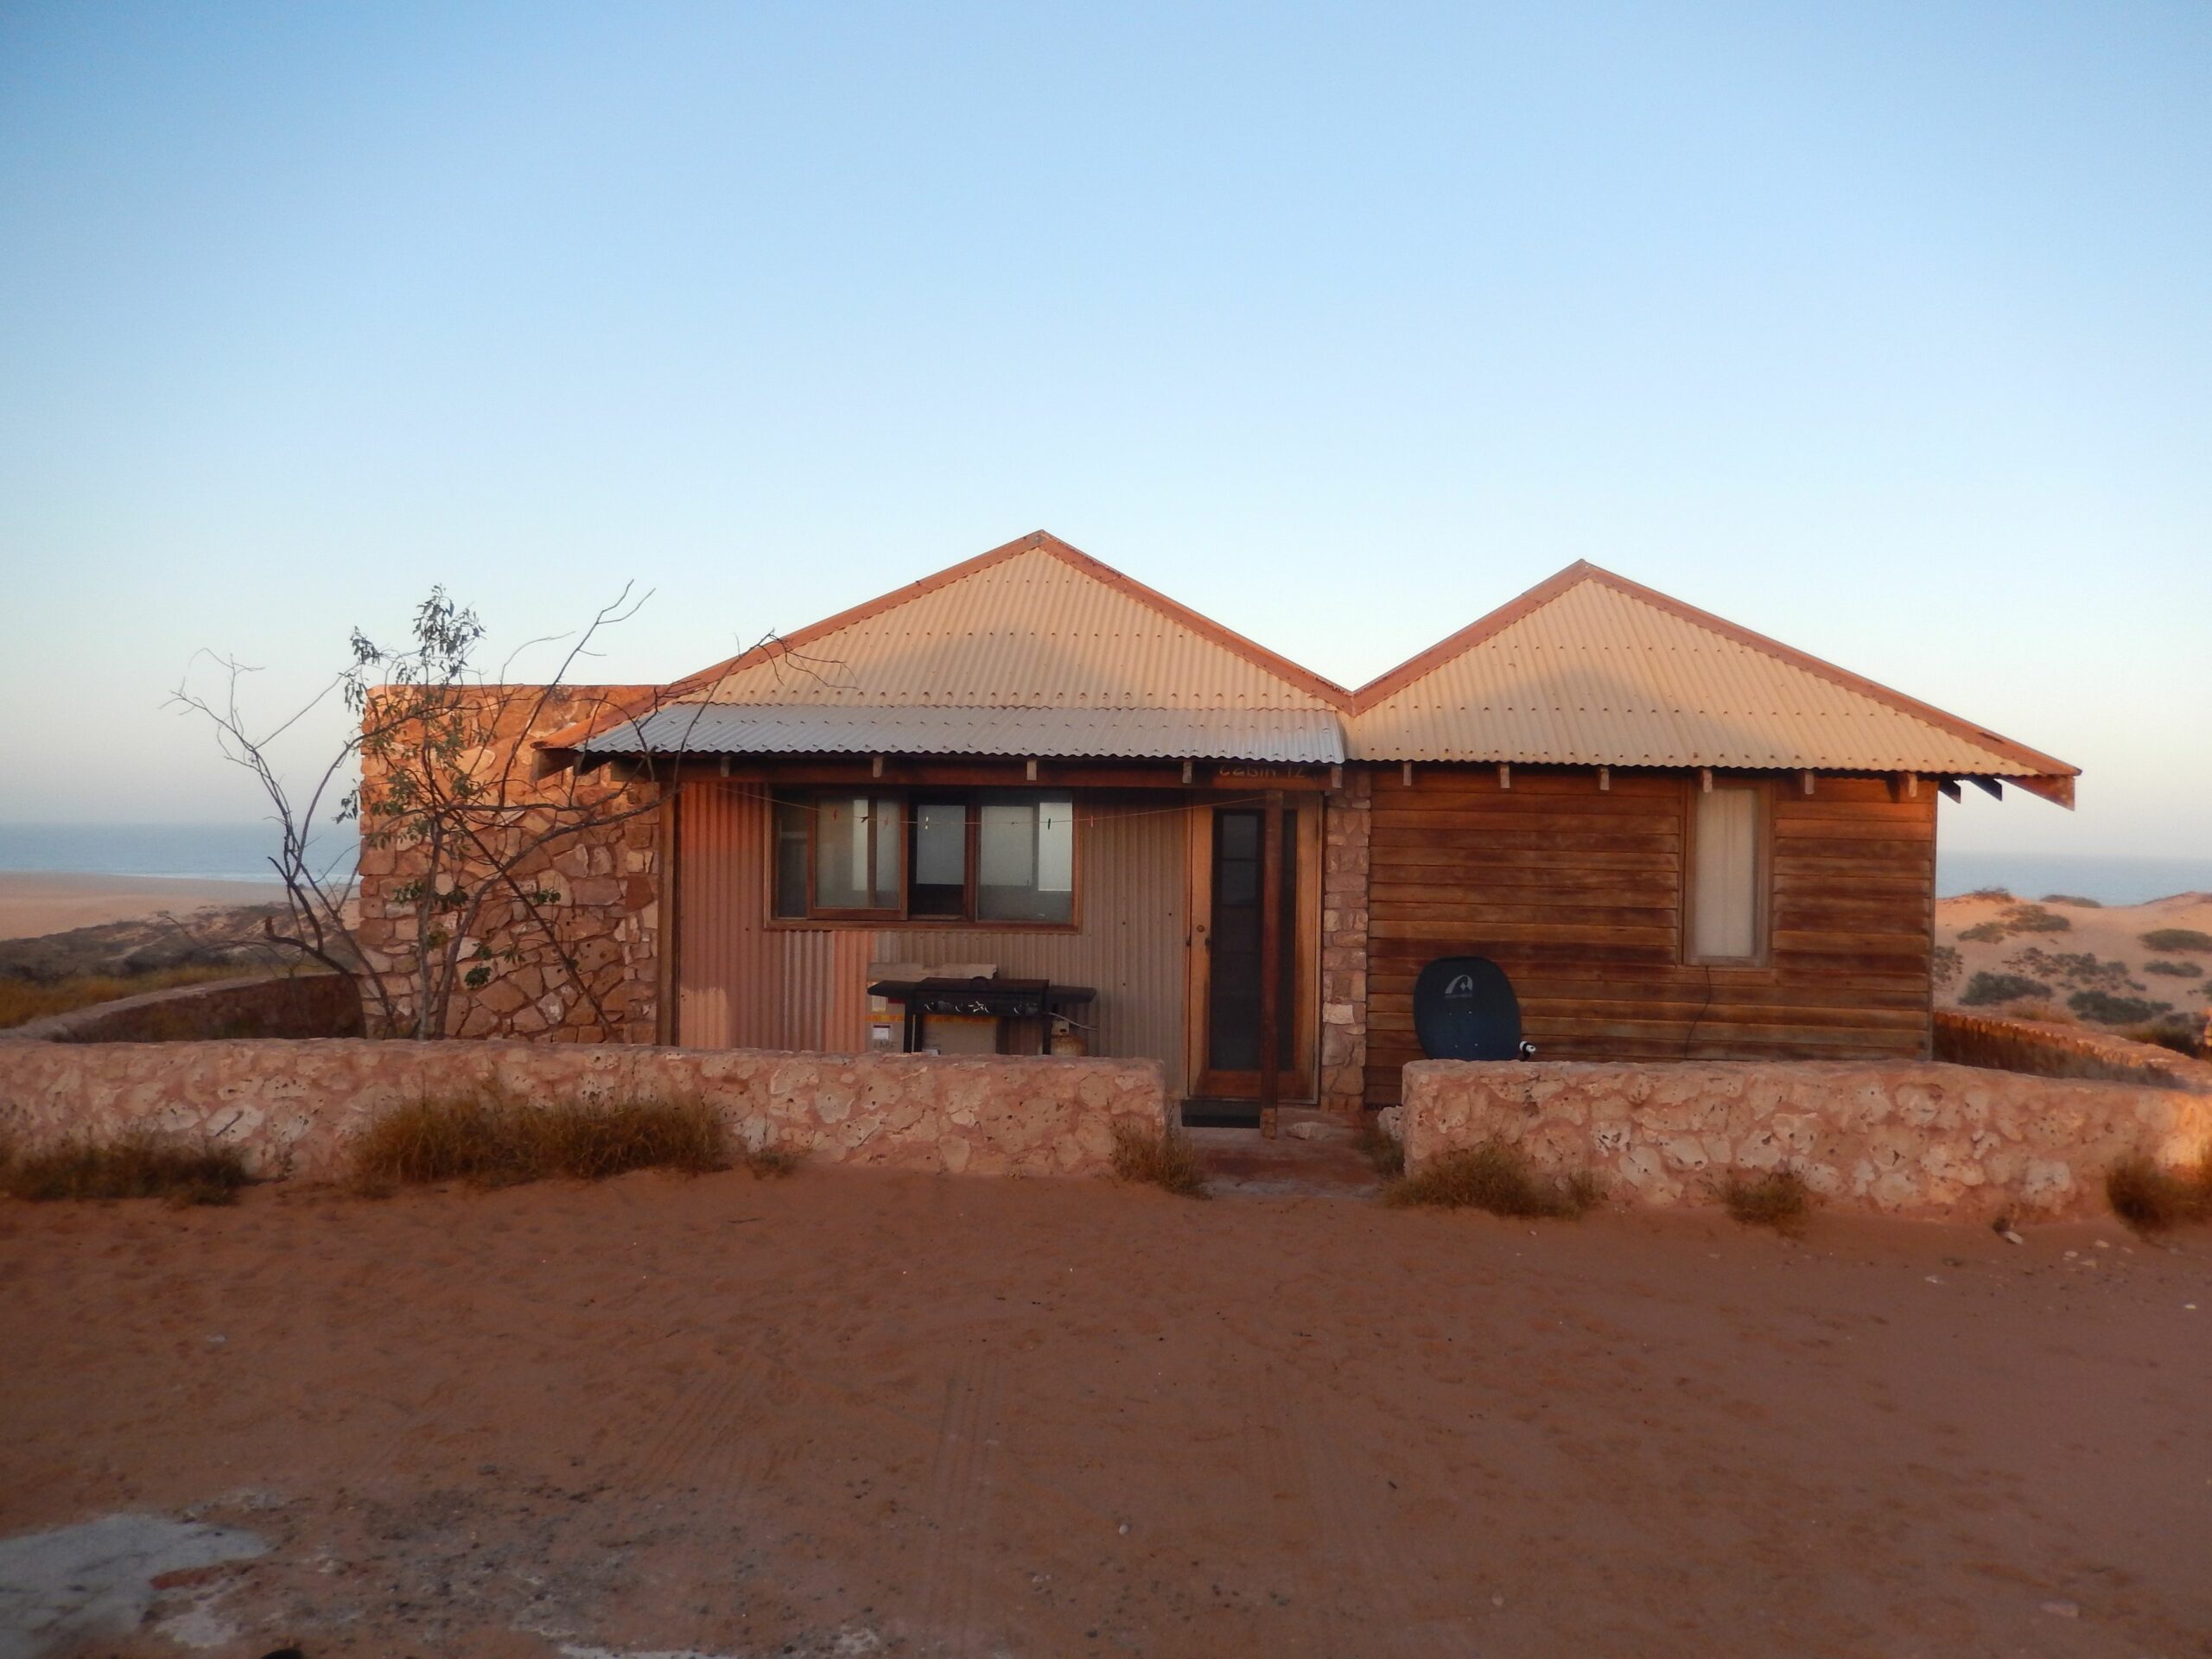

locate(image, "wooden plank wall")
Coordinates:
1363 767 1935 1103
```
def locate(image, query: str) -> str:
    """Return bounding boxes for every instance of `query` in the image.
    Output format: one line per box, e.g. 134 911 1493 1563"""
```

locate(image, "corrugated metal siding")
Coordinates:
696 547 1337 712
875 798 1190 1097
587 704 1344 764
674 784 1190 1094
675 784 872 1052
1350 578 2036 773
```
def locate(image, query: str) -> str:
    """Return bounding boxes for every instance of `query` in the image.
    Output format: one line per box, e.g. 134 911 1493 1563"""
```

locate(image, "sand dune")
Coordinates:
1936 889 2212 1031
0 873 287 944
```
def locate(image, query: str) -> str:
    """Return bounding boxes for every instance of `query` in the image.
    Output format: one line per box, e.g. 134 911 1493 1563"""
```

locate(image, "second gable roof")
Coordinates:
1345 562 2077 785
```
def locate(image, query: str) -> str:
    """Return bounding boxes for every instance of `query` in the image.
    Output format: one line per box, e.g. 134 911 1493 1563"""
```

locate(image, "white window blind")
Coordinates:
1690 786 1761 960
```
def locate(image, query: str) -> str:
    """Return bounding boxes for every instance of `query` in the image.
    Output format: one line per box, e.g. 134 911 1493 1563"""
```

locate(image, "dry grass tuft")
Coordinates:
1 1135 251 1206
1716 1166 1814 1231
1110 1121 1209 1198
1354 1119 1406 1179
2105 1146 2212 1231
1386 1140 1601 1217
352 1090 731 1188
739 1137 804 1179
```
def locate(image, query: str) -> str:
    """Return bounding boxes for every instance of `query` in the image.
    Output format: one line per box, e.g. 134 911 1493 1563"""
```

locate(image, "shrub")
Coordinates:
1960 971 2050 1007
1109 1122 1208 1198
2141 928 2212 953
351 1091 730 1188
1386 1140 1601 1217
1930 944 1961 988
2007 947 2139 992
2105 1147 2212 1231
2003 999 2077 1026
1965 887 2014 902
1 1135 251 1206
2000 904 2070 935
2066 989 2171 1027
1716 1166 1814 1231
2042 893 2102 907
2143 959 2202 978
1957 922 2008 944
2120 1018 2202 1057
1354 1119 1406 1179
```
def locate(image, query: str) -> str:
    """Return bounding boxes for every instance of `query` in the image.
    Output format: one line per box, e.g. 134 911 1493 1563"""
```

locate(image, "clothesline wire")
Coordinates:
715 784 1299 830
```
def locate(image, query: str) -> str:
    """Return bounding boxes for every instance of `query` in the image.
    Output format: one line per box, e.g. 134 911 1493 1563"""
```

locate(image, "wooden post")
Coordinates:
1258 789 1284 1139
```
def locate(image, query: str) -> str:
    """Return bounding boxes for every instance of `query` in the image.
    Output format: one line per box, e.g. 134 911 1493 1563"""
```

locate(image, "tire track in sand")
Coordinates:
1248 1366 1482 1658
627 1350 776 1498
912 1352 1005 1656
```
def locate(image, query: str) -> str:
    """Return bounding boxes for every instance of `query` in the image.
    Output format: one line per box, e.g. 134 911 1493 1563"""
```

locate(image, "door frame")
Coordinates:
1185 797 1320 1101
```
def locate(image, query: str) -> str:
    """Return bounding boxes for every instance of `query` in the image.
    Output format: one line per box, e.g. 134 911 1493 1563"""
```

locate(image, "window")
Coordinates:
1688 784 1765 962
807 794 900 912
770 791 1075 925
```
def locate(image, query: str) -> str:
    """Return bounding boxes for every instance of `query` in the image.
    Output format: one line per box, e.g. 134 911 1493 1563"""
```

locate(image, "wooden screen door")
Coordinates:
1189 800 1317 1100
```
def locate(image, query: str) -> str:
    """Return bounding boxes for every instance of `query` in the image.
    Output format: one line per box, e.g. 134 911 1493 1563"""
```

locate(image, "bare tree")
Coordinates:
175 587 671 1038
175 585 849 1039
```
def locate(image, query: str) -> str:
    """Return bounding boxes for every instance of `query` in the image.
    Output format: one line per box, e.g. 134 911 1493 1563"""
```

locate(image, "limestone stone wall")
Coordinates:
353 685 664 1044
1401 1058 2212 1220
1318 772 1371 1117
0 1040 1166 1182
1934 1009 2212 1094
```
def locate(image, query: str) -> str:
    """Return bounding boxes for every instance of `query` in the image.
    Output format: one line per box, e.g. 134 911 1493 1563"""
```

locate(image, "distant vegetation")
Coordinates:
2141 928 2212 954
0 964 247 1032
1955 903 2071 945
1960 972 2050 1007
2143 959 2203 978
2066 990 2171 1026
2120 1018 2203 1057
2006 947 2140 994
1964 887 2014 902
2041 893 2102 907
1930 944 1961 988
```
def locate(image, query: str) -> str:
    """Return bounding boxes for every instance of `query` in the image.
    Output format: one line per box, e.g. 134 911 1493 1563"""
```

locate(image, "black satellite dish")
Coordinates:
1413 956 1536 1061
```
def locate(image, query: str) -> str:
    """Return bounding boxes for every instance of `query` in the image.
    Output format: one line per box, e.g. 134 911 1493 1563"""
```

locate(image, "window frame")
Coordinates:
768 788 1081 930
1681 775 1773 967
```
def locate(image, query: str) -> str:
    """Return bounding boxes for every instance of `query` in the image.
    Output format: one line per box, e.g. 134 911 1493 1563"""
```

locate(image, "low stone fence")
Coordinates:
1401 1058 2212 1220
1934 1009 2212 1093
0 1040 1167 1182
2 974 364 1046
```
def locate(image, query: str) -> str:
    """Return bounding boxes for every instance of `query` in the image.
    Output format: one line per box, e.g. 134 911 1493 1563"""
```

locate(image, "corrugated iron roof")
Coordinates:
538 535 2074 795
1346 563 2077 781
683 541 1344 711
582 703 1346 764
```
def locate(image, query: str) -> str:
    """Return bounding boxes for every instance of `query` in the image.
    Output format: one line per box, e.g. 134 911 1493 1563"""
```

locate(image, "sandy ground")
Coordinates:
0 875 286 945
3 1168 2209 1658
1936 891 2212 1029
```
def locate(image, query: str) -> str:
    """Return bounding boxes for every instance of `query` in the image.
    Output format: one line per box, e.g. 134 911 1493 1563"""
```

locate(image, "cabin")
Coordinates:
376 531 2075 1121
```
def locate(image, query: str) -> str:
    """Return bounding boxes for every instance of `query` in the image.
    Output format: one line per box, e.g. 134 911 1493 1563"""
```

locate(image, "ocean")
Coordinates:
0 823 2202 906
0 823 352 883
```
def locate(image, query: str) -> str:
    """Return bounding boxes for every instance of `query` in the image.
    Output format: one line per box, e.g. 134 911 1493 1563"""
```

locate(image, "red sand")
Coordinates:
3 1169 2208 1657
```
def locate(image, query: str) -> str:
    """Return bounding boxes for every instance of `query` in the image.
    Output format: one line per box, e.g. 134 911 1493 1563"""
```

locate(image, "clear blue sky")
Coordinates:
1 2 2204 856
